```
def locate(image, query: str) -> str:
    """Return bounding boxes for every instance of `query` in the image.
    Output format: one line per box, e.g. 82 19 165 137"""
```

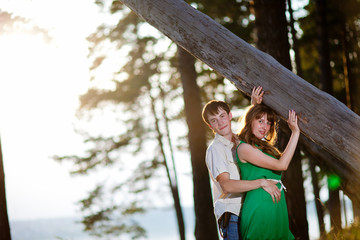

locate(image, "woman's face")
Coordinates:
251 113 272 140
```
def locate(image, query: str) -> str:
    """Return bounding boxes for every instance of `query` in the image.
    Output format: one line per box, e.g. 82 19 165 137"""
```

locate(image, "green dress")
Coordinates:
236 141 294 240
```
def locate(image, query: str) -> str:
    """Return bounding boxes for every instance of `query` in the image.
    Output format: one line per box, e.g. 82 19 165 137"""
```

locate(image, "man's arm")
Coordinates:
217 172 281 203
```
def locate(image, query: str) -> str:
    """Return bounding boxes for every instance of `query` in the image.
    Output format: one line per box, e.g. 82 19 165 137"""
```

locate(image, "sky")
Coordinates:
0 0 196 222
0 0 104 220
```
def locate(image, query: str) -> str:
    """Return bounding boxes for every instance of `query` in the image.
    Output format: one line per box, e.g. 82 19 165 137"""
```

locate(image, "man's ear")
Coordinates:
229 112 233 121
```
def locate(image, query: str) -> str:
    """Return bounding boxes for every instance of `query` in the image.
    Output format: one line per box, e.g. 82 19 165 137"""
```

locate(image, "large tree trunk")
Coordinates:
341 14 360 223
119 0 360 204
0 137 11 240
328 188 342 233
253 0 291 68
347 22 360 115
287 0 303 77
288 0 325 236
309 159 326 237
177 46 219 240
253 1 309 239
315 0 342 232
315 0 333 95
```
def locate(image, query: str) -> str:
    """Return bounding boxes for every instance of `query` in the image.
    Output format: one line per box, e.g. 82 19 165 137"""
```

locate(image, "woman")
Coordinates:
236 88 299 240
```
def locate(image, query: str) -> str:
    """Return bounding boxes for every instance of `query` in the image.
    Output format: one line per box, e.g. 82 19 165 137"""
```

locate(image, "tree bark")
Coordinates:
119 0 360 203
328 188 342 233
0 137 11 240
253 0 291 69
177 46 219 240
315 0 333 95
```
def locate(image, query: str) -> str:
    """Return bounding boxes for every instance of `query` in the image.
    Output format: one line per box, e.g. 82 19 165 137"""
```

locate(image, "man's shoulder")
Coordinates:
207 137 226 150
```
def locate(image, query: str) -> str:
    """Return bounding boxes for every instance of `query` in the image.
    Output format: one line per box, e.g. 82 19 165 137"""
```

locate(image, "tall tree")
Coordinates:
57 0 250 238
287 0 326 236
0 11 13 240
177 46 219 239
252 0 309 238
315 0 342 232
54 4 191 237
0 136 11 240
0 10 50 240
149 87 186 240
315 0 333 95
309 159 326 237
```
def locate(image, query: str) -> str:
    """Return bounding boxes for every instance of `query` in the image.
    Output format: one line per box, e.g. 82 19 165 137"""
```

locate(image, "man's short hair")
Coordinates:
202 100 230 125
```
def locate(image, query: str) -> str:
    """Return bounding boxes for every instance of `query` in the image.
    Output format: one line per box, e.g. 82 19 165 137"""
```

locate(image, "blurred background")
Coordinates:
0 0 359 239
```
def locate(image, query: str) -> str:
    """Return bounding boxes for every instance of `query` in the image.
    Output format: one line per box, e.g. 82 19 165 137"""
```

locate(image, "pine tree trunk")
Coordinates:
328 188 342 232
160 84 187 239
315 0 333 95
353 199 360 224
149 93 186 240
287 0 303 77
0 137 11 240
309 159 326 237
253 0 309 238
177 46 219 240
347 22 360 115
341 18 360 223
315 0 342 232
288 0 326 235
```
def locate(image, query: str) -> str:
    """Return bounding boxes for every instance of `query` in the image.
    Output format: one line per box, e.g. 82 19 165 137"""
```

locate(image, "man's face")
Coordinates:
207 108 232 136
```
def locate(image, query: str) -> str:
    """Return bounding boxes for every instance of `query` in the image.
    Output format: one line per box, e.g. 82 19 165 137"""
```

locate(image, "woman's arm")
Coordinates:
251 86 264 105
237 110 300 171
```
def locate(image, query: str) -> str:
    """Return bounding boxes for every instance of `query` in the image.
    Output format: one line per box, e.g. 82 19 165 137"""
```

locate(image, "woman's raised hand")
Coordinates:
251 86 264 105
287 110 300 133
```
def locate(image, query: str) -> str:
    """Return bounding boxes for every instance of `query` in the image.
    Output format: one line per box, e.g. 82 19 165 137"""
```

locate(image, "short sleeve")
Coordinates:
206 144 230 181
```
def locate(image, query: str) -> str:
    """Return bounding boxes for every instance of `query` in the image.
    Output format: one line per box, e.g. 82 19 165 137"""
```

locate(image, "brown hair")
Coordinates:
202 100 230 125
237 104 281 158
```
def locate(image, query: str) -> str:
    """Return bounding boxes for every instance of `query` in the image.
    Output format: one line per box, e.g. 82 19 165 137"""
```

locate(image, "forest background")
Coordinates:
1 0 360 239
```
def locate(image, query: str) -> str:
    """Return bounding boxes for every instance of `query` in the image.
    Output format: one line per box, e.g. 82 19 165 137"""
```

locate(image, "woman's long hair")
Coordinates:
237 104 281 159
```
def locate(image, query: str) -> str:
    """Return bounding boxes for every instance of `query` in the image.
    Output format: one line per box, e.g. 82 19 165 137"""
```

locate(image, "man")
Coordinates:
202 87 281 239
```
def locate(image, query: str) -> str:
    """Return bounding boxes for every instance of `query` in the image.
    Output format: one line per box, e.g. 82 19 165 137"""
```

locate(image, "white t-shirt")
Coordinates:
205 133 243 220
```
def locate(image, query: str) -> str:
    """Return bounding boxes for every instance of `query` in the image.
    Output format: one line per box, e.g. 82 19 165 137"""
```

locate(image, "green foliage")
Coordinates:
298 0 360 103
